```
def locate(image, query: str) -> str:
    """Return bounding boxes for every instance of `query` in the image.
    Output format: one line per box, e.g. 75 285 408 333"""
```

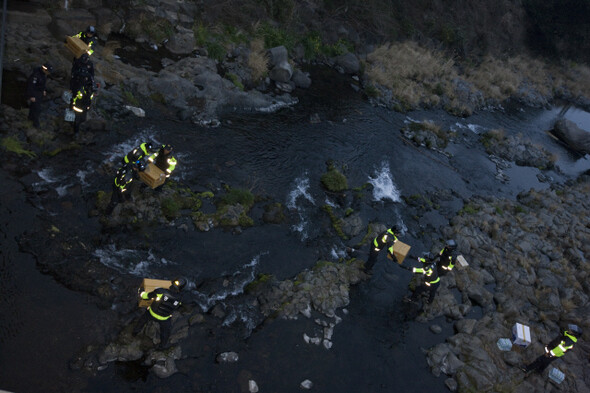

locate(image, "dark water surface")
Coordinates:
2 68 590 392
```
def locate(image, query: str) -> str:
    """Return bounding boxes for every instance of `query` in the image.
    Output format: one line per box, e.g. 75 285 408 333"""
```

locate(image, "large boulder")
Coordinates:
165 26 196 55
552 118 590 155
333 52 360 74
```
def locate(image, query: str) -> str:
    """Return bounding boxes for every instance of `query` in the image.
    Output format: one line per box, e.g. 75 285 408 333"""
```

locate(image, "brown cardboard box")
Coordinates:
138 278 172 307
391 240 411 264
138 163 166 189
65 36 89 58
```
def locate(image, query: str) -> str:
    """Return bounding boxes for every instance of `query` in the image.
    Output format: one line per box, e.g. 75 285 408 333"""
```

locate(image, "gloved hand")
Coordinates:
399 264 412 271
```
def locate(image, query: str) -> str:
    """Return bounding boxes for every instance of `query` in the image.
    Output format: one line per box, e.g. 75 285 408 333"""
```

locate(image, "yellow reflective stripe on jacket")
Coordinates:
147 293 172 320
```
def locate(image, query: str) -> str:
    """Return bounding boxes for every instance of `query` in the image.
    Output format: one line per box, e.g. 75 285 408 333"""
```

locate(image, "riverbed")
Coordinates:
1 67 589 393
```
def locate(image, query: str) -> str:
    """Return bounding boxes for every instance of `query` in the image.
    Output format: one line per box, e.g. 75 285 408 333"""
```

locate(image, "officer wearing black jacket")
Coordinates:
74 26 98 56
70 81 97 133
25 63 52 127
105 163 137 215
523 325 583 373
70 53 94 93
133 278 187 347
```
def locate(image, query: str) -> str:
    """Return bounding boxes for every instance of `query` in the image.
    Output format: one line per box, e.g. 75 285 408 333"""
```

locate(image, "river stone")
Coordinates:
292 69 312 89
341 213 363 238
269 61 293 83
445 377 458 392
552 118 590 154
216 351 239 363
267 46 288 67
333 52 360 74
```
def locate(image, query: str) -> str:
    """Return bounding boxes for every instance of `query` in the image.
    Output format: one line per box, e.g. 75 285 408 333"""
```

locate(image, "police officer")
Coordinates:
74 26 98 56
70 81 97 133
133 277 187 347
25 63 52 128
148 144 177 178
366 225 401 272
405 258 440 305
523 325 583 373
123 142 154 166
105 163 137 215
436 239 457 276
70 53 94 93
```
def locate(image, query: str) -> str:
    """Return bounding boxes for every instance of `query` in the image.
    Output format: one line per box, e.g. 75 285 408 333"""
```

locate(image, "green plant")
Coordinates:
206 41 226 62
161 197 180 219
459 203 479 215
218 188 255 209
303 32 322 59
364 85 381 98
256 23 297 51
322 205 347 240
226 73 244 90
121 88 139 106
1 136 36 158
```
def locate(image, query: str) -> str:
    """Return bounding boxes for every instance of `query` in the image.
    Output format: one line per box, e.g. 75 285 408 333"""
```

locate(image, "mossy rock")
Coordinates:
320 162 348 192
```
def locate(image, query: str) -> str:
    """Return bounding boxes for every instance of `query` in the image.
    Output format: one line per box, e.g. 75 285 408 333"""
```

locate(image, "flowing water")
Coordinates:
2 67 590 392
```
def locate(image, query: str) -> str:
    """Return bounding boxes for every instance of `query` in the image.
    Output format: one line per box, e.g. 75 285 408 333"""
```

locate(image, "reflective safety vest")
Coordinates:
374 228 398 251
72 87 94 113
141 290 181 321
114 167 133 191
440 248 455 271
74 32 95 55
148 147 177 177
124 143 151 164
549 331 578 357
412 265 440 286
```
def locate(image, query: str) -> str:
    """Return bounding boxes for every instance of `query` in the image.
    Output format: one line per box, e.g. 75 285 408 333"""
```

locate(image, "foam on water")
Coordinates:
287 174 315 240
93 246 174 276
103 127 161 165
193 254 262 311
368 161 401 202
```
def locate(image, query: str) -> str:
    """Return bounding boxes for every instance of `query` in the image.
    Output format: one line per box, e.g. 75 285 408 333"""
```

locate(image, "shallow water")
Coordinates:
3 67 590 392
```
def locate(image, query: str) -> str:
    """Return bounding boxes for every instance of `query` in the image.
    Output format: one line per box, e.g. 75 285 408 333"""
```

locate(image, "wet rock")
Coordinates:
333 52 360 74
145 346 182 378
552 118 590 155
292 69 312 89
248 379 259 392
216 351 239 363
444 377 458 392
269 61 293 83
99 340 143 364
430 324 442 334
300 379 313 389
165 26 196 55
341 213 363 238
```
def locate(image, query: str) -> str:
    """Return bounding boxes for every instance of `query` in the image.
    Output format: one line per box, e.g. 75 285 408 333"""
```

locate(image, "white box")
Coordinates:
548 367 565 384
457 255 469 267
511 323 531 347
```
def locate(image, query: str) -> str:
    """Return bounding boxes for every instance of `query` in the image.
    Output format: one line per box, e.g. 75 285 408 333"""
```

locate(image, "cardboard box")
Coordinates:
457 255 469 267
65 36 89 58
139 278 172 307
391 240 411 264
138 162 166 189
512 323 532 347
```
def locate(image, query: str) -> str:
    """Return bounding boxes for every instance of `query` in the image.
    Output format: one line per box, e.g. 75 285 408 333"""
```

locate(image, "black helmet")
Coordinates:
445 239 457 251
42 63 53 73
80 53 90 62
145 142 154 152
568 324 583 337
87 25 95 34
171 277 187 291
390 225 401 234
136 161 146 171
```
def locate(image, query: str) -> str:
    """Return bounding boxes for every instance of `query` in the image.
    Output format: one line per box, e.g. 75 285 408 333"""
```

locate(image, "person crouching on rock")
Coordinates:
402 256 440 307
133 277 187 348
522 325 582 373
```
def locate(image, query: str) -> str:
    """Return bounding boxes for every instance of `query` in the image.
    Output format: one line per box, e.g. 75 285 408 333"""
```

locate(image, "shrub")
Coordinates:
219 188 255 209
320 163 348 192
161 197 180 219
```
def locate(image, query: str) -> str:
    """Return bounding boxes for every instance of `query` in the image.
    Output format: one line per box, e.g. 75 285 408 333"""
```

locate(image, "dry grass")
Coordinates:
365 41 457 108
101 41 121 61
466 56 521 101
562 63 590 99
247 38 269 82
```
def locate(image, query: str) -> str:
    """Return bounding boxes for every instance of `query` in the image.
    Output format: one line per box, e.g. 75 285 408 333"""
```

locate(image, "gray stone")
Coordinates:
165 26 196 54
552 118 590 155
333 52 360 74
267 46 288 67
292 69 312 89
269 61 293 83
216 351 239 363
